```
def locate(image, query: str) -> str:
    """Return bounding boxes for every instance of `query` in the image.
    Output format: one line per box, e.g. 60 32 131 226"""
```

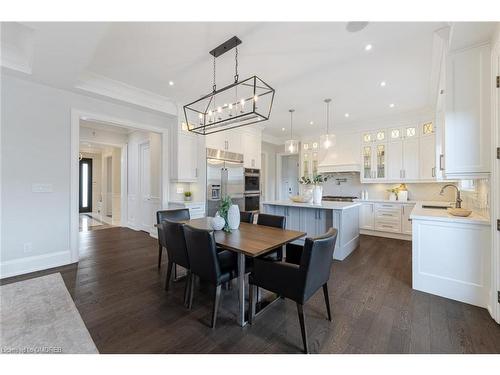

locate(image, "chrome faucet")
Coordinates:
439 184 462 208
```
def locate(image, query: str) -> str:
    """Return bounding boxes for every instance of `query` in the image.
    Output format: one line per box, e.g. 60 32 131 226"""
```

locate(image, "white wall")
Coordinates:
261 141 281 202
0 75 175 278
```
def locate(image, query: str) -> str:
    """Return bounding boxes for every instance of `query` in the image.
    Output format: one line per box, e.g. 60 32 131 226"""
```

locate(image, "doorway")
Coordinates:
277 153 299 200
79 158 93 213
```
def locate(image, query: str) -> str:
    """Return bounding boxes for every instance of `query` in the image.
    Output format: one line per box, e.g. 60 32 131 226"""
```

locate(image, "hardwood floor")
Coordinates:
2 227 499 353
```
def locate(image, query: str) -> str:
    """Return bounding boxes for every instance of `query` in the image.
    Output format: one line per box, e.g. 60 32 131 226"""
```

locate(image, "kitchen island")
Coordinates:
410 202 491 307
261 200 360 260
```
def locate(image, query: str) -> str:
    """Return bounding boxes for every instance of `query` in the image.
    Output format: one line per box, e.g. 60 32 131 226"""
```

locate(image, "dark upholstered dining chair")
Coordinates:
159 220 191 306
248 228 338 353
183 225 238 328
156 209 190 268
256 213 286 261
240 211 255 224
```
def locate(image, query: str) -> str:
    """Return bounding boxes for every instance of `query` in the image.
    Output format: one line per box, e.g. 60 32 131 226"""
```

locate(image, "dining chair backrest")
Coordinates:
159 219 190 269
256 213 286 229
183 225 220 284
156 209 190 247
240 211 254 224
299 228 338 301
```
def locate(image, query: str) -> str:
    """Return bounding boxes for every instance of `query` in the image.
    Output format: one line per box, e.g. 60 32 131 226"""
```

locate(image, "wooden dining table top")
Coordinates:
181 217 306 258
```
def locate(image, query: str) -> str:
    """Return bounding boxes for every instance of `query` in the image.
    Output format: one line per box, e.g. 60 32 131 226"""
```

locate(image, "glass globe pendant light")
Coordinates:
320 98 335 149
285 109 299 154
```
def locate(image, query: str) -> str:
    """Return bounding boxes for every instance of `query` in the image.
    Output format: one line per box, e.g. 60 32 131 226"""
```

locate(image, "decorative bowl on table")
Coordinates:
447 208 472 217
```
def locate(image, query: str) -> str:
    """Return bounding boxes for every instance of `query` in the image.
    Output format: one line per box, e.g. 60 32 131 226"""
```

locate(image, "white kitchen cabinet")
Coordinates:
359 202 374 230
387 141 404 180
205 129 242 153
171 131 198 182
401 203 414 234
445 43 491 178
242 129 262 169
360 137 387 182
419 132 437 180
403 137 419 180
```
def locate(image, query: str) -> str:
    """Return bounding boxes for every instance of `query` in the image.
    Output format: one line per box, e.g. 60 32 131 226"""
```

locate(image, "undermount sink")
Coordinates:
422 205 451 210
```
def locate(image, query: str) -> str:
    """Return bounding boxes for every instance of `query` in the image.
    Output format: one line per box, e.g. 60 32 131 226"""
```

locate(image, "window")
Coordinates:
312 142 318 149
363 133 372 143
303 143 309 150
406 127 416 137
376 131 385 141
423 122 434 135
391 129 400 139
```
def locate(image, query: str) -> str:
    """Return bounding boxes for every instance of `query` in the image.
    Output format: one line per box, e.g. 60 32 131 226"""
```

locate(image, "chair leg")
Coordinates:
322 283 332 321
188 273 195 310
158 245 163 268
183 270 191 307
211 285 222 328
296 303 309 354
249 284 256 325
165 261 174 291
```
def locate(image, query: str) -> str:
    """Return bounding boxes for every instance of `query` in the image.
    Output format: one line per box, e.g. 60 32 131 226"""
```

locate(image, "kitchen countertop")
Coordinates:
355 198 419 204
410 202 490 226
262 200 361 210
168 200 205 205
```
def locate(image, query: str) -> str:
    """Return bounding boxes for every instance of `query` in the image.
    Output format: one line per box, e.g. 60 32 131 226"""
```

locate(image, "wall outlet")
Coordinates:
32 183 53 193
23 242 33 253
176 186 184 194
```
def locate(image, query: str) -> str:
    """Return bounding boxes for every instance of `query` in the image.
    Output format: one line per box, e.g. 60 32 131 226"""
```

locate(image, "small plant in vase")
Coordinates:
218 196 233 232
184 191 192 201
386 187 399 201
312 175 328 204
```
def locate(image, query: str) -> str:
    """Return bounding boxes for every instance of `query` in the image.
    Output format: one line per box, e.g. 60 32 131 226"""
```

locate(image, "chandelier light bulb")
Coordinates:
254 95 259 102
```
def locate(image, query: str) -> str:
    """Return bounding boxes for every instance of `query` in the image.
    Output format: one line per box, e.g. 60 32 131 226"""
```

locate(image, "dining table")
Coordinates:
179 217 306 327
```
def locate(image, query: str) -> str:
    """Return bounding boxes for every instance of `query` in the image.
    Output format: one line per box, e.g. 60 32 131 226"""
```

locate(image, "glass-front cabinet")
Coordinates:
300 141 319 178
361 131 387 182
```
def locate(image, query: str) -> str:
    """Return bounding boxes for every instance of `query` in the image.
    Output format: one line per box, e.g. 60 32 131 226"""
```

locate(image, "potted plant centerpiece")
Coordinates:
218 195 240 232
184 191 192 201
311 174 328 204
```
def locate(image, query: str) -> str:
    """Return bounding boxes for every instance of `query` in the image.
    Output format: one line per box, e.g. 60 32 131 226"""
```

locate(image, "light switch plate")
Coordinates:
32 183 53 193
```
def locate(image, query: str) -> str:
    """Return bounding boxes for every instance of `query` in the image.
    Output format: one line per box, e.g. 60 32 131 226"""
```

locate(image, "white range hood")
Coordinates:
317 163 361 173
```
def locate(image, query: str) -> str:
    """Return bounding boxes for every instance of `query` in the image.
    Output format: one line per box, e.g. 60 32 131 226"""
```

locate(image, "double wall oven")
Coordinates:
244 168 261 212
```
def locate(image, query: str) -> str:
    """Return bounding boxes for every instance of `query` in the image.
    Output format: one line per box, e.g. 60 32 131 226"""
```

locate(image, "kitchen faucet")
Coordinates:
439 184 462 208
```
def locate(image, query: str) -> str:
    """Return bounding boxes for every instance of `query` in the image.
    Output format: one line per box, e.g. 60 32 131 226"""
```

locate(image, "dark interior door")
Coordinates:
79 158 93 213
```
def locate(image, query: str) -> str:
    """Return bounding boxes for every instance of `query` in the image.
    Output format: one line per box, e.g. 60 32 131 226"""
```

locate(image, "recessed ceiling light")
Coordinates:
365 44 373 51
389 103 395 108
344 113 350 118
380 81 386 87
281 127 285 131
309 121 314 125
168 81 174 86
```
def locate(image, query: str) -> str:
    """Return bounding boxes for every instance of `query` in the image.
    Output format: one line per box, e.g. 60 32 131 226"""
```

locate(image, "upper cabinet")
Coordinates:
444 43 491 178
205 127 262 169
360 130 387 182
360 121 437 183
205 129 242 153
171 123 199 182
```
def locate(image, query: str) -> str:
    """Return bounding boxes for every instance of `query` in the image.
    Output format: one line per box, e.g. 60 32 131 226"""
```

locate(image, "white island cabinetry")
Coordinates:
410 203 490 307
261 201 360 261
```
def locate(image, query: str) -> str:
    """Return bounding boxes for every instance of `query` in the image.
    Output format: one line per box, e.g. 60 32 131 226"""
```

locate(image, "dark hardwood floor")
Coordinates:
2 227 499 353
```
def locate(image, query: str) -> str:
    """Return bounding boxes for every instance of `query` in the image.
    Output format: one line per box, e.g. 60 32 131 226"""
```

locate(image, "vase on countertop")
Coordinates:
227 204 240 230
313 185 323 205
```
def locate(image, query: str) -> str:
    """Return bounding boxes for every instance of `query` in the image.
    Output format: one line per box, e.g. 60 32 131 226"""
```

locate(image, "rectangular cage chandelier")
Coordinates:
183 36 275 135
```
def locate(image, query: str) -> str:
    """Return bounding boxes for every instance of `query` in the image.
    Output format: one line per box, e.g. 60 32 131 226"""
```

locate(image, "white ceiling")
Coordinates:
3 21 494 140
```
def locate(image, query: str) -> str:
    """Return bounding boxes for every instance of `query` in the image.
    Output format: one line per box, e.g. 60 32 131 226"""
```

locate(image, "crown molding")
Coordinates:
75 71 178 116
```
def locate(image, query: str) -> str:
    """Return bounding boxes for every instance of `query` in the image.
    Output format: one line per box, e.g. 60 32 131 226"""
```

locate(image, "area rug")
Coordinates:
0 273 98 354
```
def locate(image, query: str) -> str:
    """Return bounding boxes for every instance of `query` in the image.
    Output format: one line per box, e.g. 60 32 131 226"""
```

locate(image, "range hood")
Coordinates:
317 150 360 173
317 163 361 173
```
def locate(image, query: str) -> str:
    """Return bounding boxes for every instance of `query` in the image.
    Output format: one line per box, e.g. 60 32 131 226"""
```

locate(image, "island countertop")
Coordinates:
410 202 490 226
262 200 361 210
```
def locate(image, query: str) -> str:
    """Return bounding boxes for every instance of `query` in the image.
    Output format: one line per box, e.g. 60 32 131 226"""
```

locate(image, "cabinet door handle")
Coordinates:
431 167 435 178
439 154 444 171
195 168 198 178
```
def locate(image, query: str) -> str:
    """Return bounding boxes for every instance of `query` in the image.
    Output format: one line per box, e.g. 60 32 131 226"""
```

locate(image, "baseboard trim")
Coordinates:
0 250 73 279
360 229 412 241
